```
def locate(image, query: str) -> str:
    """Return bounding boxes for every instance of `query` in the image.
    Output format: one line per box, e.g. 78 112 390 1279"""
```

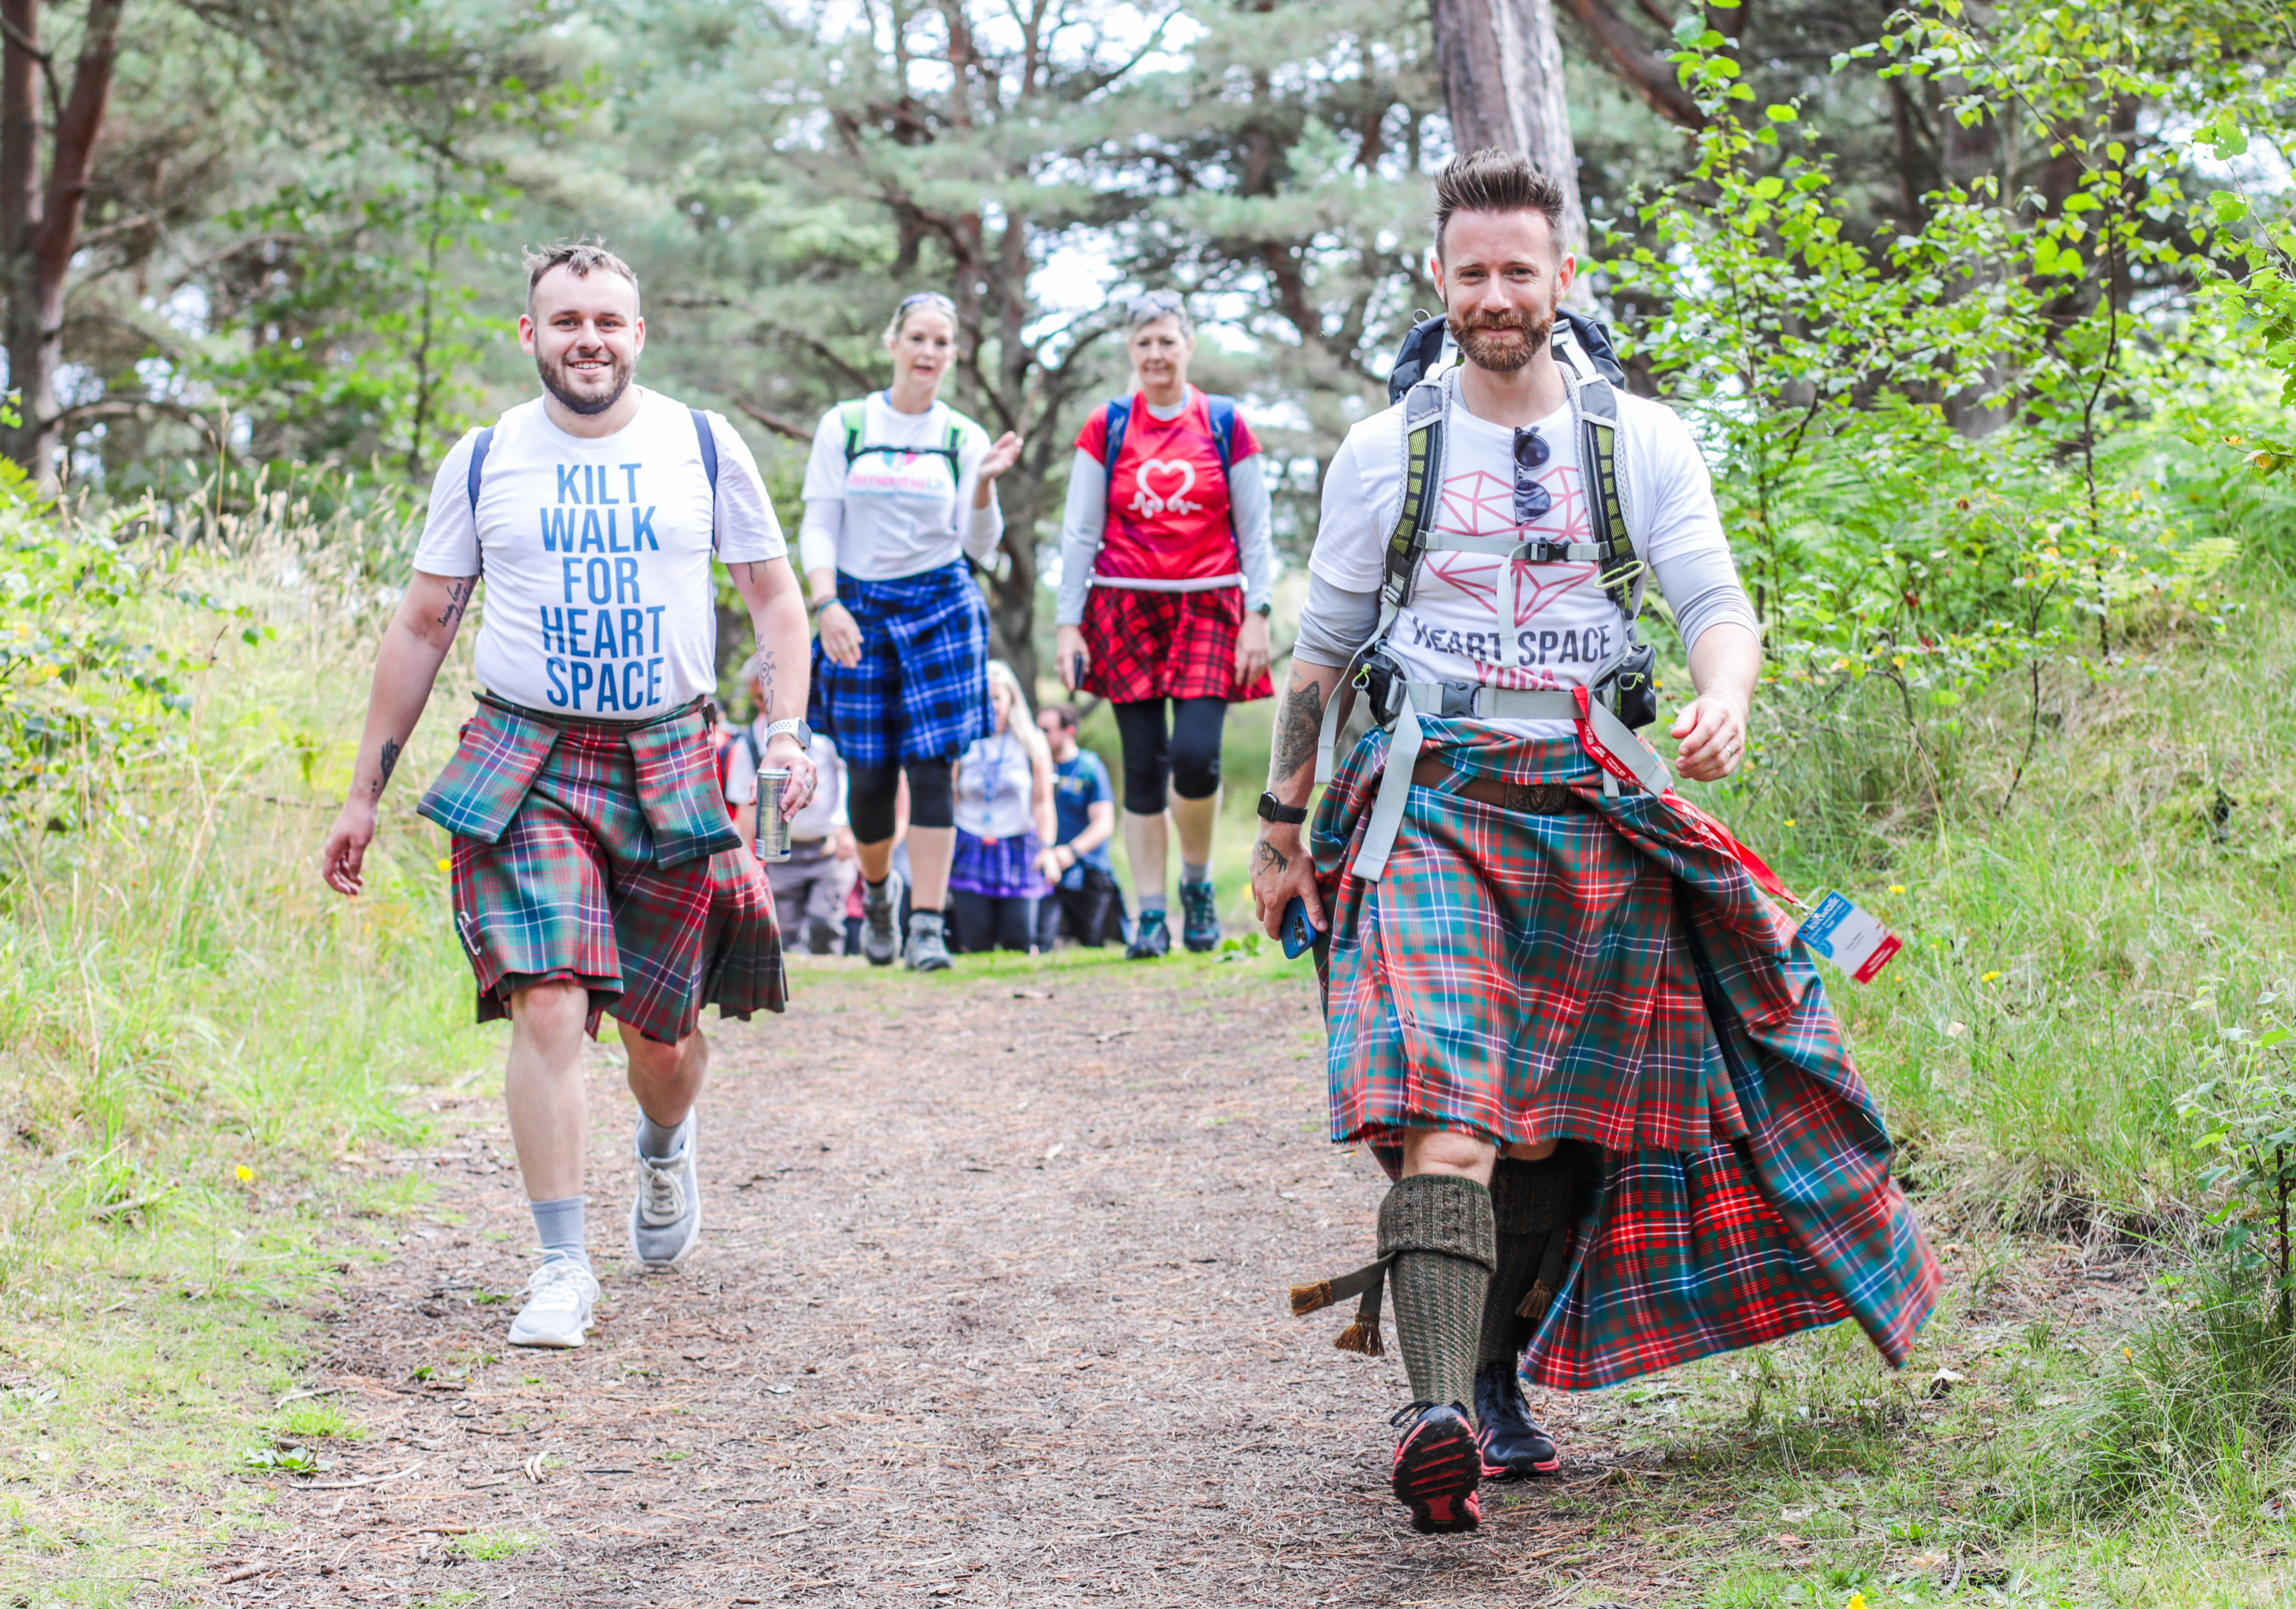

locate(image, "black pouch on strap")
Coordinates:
1590 640 1660 731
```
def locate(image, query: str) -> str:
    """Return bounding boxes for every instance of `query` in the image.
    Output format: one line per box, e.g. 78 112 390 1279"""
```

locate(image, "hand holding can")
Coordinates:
755 768 793 862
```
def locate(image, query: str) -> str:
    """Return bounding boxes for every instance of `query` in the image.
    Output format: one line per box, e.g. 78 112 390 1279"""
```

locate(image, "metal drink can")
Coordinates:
755 768 793 863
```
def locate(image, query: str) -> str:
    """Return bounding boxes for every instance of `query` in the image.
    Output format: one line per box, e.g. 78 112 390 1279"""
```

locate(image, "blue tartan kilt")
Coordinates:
807 561 995 769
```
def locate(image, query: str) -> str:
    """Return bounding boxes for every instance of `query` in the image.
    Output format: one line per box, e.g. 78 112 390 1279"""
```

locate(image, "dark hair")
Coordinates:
523 240 641 310
1433 149 1568 258
1041 701 1081 730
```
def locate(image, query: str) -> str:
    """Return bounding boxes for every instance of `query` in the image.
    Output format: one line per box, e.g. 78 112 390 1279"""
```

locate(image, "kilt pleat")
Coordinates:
1313 716 1938 1386
808 561 994 769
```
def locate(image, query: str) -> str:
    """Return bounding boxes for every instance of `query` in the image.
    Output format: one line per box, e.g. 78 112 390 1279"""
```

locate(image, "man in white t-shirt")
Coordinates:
1251 152 1937 1536
319 242 821 1352
724 653 855 955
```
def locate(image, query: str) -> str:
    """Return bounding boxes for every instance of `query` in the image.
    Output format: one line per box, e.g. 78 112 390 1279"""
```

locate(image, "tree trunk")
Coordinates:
0 0 124 490
1428 0 1587 258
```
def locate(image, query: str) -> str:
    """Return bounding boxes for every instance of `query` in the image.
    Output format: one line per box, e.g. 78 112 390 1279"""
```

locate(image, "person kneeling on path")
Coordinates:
1032 702 1123 949
725 650 855 956
1251 151 1939 1535
801 291 1024 973
947 661 1056 953
320 241 818 1351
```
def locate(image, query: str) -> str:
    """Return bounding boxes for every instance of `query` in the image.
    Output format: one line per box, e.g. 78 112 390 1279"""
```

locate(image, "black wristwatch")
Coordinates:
1257 790 1308 825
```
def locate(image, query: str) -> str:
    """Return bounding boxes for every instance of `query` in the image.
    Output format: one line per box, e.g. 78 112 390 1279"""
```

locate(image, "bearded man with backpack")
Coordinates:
1250 151 1939 1536
1055 290 1278 957
319 242 817 1350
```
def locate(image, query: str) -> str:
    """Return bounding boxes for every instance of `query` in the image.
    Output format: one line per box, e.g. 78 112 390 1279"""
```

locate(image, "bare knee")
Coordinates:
1400 1127 1497 1182
620 1021 702 1081
510 980 589 1042
1503 1138 1561 1162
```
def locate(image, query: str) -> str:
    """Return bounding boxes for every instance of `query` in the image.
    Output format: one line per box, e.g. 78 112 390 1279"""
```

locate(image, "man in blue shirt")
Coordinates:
1033 704 1124 947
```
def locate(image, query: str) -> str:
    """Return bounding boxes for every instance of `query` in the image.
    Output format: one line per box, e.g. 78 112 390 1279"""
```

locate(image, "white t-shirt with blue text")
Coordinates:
415 388 787 719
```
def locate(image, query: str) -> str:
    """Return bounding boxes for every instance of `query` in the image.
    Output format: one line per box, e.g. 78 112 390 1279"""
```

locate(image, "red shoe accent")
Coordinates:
1390 1403 1483 1535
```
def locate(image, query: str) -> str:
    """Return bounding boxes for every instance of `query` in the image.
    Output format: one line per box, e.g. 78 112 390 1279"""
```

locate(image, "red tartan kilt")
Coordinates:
1081 585 1273 704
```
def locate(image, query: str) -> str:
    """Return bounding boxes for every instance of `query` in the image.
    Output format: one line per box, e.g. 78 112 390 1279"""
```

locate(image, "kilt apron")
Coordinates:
418 695 786 1043
1313 716 1938 1390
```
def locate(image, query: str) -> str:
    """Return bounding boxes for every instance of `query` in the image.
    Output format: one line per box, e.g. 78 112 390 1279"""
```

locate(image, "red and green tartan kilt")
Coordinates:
1313 717 1938 1389
1080 584 1273 704
444 714 785 1043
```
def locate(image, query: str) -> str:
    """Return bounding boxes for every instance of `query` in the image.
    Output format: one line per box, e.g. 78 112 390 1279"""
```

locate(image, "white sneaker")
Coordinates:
506 1257 599 1348
630 1114 702 1269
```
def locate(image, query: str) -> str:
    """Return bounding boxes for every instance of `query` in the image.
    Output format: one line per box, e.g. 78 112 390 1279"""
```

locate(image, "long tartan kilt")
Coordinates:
1313 716 1939 1390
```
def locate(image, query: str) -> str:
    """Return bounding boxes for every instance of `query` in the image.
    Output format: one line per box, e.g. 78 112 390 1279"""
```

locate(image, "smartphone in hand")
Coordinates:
1281 897 1316 959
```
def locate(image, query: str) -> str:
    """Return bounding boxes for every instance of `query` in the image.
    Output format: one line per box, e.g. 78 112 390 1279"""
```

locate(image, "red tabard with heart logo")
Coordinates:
1075 387 1261 586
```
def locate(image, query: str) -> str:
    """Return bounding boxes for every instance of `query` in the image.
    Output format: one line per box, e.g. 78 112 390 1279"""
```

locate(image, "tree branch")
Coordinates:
734 398 814 444
1559 0 1703 129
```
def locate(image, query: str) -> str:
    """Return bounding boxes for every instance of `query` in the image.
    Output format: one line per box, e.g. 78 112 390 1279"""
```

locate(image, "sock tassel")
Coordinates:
1290 1256 1392 1356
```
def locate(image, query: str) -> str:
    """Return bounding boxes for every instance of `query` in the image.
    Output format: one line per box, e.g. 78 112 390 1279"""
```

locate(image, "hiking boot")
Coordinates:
906 910 952 973
862 870 905 967
1474 1357 1561 1480
1390 1401 1482 1534
1178 879 1221 953
506 1257 600 1349
1126 908 1171 960
629 1114 702 1269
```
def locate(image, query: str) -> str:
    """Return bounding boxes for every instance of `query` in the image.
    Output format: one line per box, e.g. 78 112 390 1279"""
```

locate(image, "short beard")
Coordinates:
1448 309 1551 376
536 350 633 417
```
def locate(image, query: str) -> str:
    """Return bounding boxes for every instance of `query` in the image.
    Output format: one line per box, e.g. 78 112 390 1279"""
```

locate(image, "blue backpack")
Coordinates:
465 405 721 512
1099 392 1239 480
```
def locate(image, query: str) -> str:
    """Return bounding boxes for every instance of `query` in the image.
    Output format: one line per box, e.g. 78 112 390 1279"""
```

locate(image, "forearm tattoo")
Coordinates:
1269 674 1326 788
754 648 778 720
373 737 402 798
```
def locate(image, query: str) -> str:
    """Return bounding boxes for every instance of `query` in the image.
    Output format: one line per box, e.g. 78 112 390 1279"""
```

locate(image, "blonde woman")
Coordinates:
946 661 1057 953
803 291 1024 973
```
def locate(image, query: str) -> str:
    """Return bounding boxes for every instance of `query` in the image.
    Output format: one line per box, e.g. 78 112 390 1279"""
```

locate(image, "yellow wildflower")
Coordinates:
235 1165 254 1183
436 857 452 873
1982 970 2001 982
1888 884 1906 894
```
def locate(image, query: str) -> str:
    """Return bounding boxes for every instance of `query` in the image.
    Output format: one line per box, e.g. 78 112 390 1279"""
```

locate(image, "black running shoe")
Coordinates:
1474 1357 1561 1480
1389 1400 1482 1534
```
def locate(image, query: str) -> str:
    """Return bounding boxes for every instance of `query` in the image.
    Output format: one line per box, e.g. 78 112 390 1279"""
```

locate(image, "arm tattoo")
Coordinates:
1268 674 1327 787
373 738 402 797
434 579 471 630
1253 837 1290 876
754 649 778 719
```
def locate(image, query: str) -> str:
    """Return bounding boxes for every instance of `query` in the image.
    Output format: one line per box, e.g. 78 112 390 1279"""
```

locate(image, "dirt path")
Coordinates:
193 956 2128 1607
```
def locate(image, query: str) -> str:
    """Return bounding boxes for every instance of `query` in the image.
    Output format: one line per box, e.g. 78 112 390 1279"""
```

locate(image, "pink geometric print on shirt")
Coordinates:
1421 555 1596 626
1434 464 1593 542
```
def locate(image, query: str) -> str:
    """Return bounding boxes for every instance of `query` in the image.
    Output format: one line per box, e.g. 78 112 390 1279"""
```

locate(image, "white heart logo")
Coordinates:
1128 458 1201 519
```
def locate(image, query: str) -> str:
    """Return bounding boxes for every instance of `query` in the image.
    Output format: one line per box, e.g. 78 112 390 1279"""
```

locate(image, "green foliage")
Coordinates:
2184 1029 2296 1331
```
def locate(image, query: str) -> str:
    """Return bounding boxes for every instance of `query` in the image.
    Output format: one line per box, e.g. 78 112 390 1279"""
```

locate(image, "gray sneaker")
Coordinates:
906 910 952 972
507 1256 599 1348
862 870 905 967
629 1114 702 1268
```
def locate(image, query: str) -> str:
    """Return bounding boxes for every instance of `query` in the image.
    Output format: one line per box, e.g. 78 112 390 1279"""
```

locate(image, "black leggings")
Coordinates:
950 890 1036 953
1111 697 1227 814
846 758 953 843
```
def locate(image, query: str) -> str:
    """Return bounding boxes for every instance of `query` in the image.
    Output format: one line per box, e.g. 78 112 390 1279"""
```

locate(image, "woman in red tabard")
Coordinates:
1054 291 1276 957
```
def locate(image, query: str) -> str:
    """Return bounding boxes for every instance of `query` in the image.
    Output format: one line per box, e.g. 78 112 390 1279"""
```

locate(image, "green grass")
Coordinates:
0 513 495 1604
450 1529 540 1562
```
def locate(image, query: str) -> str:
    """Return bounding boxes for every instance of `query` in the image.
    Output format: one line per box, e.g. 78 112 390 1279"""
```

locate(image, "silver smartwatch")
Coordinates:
763 718 813 749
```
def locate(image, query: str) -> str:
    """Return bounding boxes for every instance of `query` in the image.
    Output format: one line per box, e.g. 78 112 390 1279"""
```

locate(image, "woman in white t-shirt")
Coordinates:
802 291 1024 974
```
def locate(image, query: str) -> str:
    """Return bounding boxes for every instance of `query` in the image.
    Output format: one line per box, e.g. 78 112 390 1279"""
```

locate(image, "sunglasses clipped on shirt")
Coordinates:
1513 426 1552 526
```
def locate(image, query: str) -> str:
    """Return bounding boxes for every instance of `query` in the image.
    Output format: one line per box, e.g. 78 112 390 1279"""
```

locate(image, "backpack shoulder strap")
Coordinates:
1380 381 1447 611
1205 394 1237 473
690 407 720 503
465 425 496 515
839 399 869 463
1574 376 1641 622
1101 398 1131 475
